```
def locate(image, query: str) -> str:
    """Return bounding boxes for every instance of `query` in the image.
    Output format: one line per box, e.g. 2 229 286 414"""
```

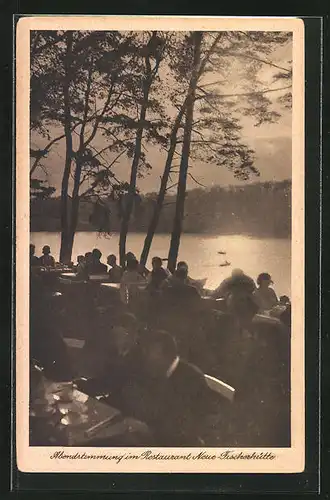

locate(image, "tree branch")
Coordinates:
222 50 292 74
165 182 178 191
199 79 226 88
78 149 125 197
31 32 66 58
83 75 119 148
30 132 66 177
78 59 94 150
188 172 207 188
196 85 292 114
196 33 223 81
91 143 116 161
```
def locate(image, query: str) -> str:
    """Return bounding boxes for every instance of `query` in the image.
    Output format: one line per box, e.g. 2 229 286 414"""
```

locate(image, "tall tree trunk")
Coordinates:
139 104 186 267
167 32 202 273
67 157 83 259
139 34 222 267
59 32 74 264
64 56 93 262
118 102 147 266
118 37 158 267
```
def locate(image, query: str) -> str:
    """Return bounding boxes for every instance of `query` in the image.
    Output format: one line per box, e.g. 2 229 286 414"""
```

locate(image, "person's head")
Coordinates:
107 254 117 267
126 258 139 272
126 251 136 261
77 255 84 265
42 245 51 255
85 252 92 264
279 295 290 305
111 312 138 356
174 268 188 281
30 244 35 256
92 248 102 261
177 261 188 272
257 272 273 288
231 268 244 278
140 330 177 378
152 256 162 271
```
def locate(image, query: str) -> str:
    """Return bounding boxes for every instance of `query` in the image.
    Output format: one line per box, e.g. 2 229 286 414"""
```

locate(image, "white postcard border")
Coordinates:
16 15 305 474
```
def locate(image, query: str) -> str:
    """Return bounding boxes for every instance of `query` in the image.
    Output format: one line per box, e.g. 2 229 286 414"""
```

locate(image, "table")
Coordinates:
60 272 78 278
30 378 149 446
88 274 111 282
100 283 121 290
253 314 281 326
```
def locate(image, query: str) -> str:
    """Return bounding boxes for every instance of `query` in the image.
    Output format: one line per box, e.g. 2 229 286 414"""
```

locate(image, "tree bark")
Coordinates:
139 104 186 267
119 33 160 267
59 32 74 264
66 158 82 258
141 33 221 268
167 32 202 273
118 100 147 266
66 59 94 262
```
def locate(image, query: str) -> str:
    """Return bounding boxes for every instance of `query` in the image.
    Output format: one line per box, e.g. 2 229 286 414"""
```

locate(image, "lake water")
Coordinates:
31 232 291 297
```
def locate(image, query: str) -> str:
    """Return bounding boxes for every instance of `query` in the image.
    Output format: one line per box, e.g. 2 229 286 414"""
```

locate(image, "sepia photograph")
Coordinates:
16 16 304 473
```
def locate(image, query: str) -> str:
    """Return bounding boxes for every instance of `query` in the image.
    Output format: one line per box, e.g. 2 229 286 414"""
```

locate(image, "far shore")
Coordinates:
30 230 292 240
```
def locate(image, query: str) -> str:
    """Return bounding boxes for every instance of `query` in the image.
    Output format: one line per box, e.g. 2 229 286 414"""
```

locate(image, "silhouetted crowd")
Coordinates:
29 242 291 447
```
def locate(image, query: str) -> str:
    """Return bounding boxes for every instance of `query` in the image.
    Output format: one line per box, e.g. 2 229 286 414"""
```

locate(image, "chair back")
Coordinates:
63 338 85 349
204 374 235 402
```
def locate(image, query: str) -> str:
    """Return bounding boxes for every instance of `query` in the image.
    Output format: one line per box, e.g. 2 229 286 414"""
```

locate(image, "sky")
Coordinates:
31 35 292 195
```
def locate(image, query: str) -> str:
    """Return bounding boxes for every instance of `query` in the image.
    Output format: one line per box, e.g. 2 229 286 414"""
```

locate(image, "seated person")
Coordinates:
120 258 147 304
39 245 55 268
75 253 90 279
212 269 257 334
73 254 84 272
253 273 278 312
76 254 85 267
125 252 136 264
162 261 205 293
86 248 108 275
177 261 206 292
147 256 169 292
30 244 40 267
279 303 291 328
77 312 144 400
125 252 149 277
121 330 223 446
107 254 123 283
85 251 92 263
30 274 73 381
212 268 256 300
279 295 291 306
163 267 201 299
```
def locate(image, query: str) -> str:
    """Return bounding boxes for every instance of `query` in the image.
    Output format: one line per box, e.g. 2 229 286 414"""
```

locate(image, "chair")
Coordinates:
204 374 235 402
63 338 85 349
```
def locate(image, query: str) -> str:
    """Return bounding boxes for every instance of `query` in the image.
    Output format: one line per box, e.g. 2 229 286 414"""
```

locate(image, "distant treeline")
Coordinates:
30 180 291 238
